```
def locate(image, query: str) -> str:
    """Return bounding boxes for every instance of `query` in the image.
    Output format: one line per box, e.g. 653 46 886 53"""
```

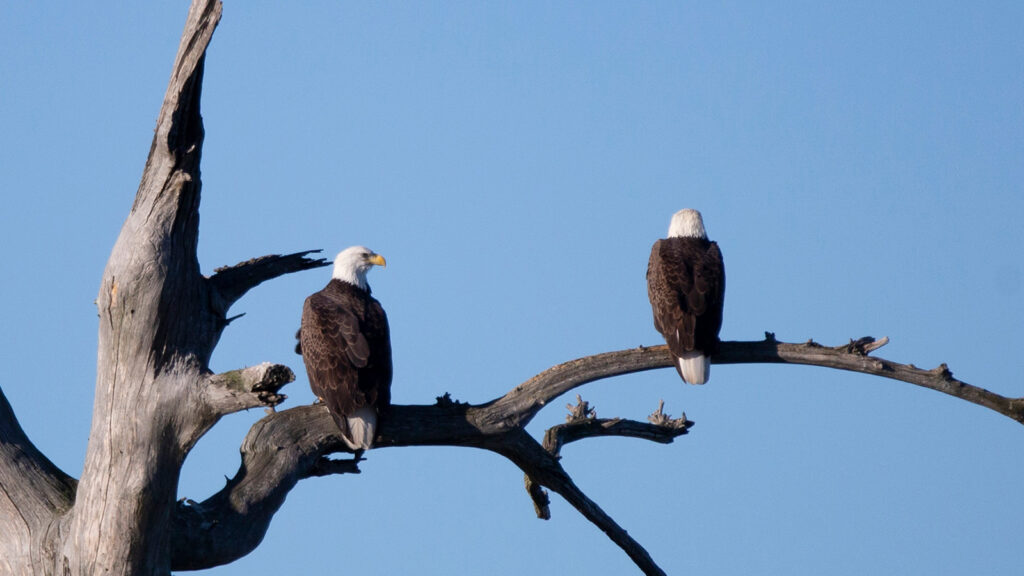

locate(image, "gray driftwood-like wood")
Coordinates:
1 1 1022 575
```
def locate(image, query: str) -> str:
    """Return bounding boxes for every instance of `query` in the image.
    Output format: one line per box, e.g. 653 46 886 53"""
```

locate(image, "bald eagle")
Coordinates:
299 246 392 451
647 209 725 384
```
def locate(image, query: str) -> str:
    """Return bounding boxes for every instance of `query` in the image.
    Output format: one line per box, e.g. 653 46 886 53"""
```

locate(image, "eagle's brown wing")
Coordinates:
300 292 371 417
359 296 392 410
647 238 725 357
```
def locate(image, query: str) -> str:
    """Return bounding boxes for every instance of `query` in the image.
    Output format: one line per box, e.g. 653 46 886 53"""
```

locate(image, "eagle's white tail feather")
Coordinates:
678 351 710 385
344 406 378 451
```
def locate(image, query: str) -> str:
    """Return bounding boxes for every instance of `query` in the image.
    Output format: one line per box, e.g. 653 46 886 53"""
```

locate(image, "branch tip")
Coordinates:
210 249 331 307
566 394 597 423
205 363 296 416
224 312 245 325
864 335 890 353
524 475 551 520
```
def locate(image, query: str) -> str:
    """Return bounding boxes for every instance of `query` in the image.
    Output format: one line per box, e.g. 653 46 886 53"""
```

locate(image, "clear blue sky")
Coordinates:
2 2 1023 574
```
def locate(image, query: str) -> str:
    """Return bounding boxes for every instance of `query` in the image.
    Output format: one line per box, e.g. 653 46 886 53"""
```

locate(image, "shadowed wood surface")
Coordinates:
167 334 1023 574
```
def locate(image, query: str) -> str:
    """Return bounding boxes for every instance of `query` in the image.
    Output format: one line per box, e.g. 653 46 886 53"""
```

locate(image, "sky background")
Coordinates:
2 2 1023 575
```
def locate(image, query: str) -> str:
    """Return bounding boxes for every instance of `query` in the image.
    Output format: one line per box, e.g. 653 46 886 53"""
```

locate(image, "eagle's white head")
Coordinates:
667 208 707 239
332 246 386 290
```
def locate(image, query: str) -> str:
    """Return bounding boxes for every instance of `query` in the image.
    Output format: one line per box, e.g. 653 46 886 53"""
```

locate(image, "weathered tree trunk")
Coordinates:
48 4 317 573
0 2 298 573
61 2 221 573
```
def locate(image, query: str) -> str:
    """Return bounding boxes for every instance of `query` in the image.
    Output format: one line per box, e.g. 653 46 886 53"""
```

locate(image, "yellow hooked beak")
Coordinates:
369 253 387 268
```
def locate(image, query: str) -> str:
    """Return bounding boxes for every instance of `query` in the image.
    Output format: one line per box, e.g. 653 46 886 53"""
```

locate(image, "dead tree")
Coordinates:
1 2 1021 575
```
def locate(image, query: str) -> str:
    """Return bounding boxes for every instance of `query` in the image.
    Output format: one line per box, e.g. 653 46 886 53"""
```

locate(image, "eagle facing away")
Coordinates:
647 209 725 384
299 246 392 451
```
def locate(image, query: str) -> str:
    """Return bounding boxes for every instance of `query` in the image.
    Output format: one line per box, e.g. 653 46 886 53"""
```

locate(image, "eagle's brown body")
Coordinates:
300 278 392 448
647 234 725 384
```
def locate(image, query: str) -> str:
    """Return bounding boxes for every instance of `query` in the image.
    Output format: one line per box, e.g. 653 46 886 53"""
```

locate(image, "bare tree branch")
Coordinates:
169 333 1024 573
171 401 671 575
524 474 551 521
171 405 349 570
543 417 692 458
523 397 690 525
169 363 298 456
485 334 1023 427
479 344 671 431
0 386 77 571
494 429 669 576
203 363 293 416
716 333 1024 424
209 250 329 310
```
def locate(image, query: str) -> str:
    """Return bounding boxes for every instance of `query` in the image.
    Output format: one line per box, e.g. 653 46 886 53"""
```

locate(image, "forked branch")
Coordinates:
539 395 691 468
0 386 77 545
543 415 692 458
172 333 1019 575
